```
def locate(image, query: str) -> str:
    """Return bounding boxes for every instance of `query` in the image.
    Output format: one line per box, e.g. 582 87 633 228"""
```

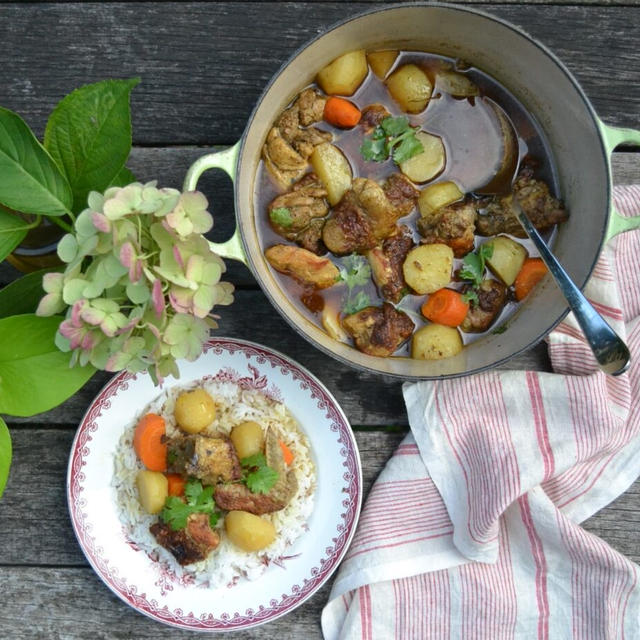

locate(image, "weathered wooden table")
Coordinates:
1 3 639 638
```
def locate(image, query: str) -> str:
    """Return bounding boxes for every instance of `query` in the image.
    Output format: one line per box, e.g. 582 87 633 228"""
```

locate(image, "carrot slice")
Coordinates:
323 97 361 129
279 440 295 466
514 258 548 301
166 473 186 497
421 288 469 327
133 413 167 472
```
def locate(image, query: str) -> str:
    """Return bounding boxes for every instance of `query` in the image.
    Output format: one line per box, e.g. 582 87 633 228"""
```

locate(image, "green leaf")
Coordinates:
0 107 73 217
269 207 293 228
393 131 424 164
0 314 96 417
245 464 279 494
339 254 371 290
241 453 267 469
108 165 136 188
0 268 61 318
44 78 140 214
0 416 11 498
0 208 28 262
343 290 371 315
381 116 410 137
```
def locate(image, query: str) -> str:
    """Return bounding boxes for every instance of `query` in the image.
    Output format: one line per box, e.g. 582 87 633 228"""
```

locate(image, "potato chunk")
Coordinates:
435 70 479 98
367 50 398 78
402 244 453 294
399 131 445 183
412 324 463 360
174 388 216 434
230 421 264 459
136 470 168 515
418 181 464 217
316 50 368 96
225 511 277 552
484 236 528 286
310 142 353 206
386 64 432 113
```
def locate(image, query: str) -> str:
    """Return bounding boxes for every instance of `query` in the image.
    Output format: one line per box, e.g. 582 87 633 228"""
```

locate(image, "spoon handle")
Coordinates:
511 200 630 376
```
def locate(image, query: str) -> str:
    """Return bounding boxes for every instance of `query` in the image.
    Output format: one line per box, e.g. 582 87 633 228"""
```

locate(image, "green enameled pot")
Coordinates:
184 3 640 379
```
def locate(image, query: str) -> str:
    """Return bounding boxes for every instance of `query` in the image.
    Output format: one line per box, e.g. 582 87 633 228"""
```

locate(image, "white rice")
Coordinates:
112 379 316 588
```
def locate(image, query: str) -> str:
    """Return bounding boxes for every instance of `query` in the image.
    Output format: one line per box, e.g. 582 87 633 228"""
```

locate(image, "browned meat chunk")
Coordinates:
215 427 298 515
297 218 327 255
265 244 339 289
166 436 194 474
383 173 419 217
460 279 507 333
343 302 414 356
360 104 391 132
476 164 567 237
367 226 414 303
186 435 242 484
262 90 332 189
323 178 406 255
268 173 329 254
150 513 220 566
417 199 477 258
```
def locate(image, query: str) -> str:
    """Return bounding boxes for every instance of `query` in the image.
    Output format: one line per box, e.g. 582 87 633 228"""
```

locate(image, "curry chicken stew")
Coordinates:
255 49 568 360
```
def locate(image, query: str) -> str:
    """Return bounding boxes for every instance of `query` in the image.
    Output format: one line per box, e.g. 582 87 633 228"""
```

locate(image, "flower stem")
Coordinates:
49 216 73 233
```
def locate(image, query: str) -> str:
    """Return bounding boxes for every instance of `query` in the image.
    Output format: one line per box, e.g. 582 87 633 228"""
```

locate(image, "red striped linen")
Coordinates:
322 186 640 640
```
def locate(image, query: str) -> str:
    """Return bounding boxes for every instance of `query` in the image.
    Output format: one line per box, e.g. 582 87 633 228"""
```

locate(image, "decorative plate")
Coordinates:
67 337 362 631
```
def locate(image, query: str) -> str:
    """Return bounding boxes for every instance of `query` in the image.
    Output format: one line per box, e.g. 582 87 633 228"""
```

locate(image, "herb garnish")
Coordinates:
492 325 508 335
269 207 293 228
338 254 372 315
241 453 279 494
161 478 220 531
360 116 424 164
459 244 493 288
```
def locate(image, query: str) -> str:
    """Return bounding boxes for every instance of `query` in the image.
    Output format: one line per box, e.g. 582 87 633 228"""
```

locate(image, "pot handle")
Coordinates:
183 141 247 265
600 122 640 241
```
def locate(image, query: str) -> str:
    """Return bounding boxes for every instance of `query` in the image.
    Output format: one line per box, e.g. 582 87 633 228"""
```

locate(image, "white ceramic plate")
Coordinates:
67 337 362 631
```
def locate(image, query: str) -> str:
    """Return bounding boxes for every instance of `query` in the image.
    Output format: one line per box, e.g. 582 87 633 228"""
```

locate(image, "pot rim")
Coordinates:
234 2 612 380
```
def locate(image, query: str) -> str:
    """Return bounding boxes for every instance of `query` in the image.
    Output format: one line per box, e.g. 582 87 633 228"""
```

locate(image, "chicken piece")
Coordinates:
150 513 220 566
360 103 391 132
323 178 406 255
460 279 507 333
417 199 477 258
476 164 567 237
262 90 332 189
343 302 415 357
265 244 339 289
367 226 414 303
268 173 329 252
383 173 419 217
297 218 327 255
185 435 242 484
296 87 327 126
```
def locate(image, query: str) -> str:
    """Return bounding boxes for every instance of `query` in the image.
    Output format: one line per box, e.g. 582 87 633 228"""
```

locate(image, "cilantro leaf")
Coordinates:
461 289 479 306
459 244 493 288
360 116 424 165
240 453 279 495
381 116 411 137
245 465 279 494
339 254 371 290
492 325 507 335
269 207 293 228
160 478 220 531
161 496 193 531
393 131 425 164
360 137 387 163
343 290 371 315
240 453 267 469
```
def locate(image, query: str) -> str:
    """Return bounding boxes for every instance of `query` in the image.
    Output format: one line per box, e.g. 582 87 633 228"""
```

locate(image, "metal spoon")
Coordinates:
511 198 630 376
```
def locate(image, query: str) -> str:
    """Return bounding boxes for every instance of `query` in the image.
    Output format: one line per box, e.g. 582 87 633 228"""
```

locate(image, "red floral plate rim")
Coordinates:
67 337 362 632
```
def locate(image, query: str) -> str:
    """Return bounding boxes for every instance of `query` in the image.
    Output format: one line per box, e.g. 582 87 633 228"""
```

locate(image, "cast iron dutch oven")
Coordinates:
184 3 640 379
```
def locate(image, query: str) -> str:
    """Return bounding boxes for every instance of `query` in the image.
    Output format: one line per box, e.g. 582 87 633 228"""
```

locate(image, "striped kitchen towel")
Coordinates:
322 185 640 639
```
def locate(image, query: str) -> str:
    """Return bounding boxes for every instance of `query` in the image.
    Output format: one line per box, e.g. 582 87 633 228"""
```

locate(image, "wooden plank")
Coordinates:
0 4 638 144
0 429 404 565
0 149 638 289
5 288 552 428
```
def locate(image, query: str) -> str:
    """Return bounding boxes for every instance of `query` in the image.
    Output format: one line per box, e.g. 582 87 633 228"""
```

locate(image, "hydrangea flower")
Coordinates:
37 181 234 384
